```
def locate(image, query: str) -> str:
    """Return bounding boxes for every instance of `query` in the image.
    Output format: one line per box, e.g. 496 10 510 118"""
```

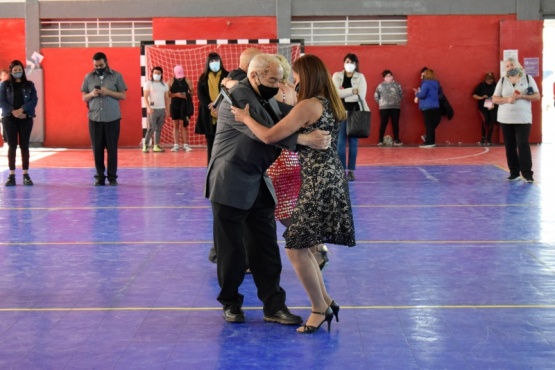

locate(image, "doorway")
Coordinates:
542 19 555 143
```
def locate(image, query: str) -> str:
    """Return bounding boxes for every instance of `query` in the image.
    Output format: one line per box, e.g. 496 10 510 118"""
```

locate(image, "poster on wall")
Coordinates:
503 49 518 61
523 58 539 77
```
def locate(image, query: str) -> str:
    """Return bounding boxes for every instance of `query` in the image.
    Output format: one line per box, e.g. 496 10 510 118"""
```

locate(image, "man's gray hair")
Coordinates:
247 53 283 79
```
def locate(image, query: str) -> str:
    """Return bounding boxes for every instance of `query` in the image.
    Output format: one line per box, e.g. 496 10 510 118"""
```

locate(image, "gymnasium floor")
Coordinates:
0 143 554 369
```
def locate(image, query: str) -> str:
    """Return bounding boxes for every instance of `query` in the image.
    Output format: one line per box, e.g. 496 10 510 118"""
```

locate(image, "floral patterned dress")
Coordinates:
283 97 356 249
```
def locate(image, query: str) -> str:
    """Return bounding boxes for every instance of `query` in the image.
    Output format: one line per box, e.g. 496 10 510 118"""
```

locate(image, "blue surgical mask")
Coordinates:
209 61 221 73
11 72 23 79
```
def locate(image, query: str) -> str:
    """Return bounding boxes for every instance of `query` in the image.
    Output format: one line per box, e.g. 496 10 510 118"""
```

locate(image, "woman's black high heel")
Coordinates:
297 308 334 334
330 300 340 322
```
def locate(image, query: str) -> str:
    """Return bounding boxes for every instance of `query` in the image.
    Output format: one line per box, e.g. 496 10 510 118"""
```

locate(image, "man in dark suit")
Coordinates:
205 54 331 324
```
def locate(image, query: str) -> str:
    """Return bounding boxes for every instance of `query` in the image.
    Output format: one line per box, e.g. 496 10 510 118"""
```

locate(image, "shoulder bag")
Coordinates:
346 95 371 138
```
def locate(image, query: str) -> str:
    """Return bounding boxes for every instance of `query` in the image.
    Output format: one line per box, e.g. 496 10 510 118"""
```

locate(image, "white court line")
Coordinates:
417 167 439 182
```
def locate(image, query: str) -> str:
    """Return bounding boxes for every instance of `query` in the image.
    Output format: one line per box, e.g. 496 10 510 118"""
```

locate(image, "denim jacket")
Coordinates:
0 80 38 118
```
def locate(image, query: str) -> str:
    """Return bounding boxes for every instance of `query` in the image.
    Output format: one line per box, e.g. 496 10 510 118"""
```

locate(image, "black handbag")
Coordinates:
346 95 371 138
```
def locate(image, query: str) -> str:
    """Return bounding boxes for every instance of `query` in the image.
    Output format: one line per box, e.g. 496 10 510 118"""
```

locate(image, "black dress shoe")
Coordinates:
223 307 245 323
94 178 105 186
109 179 118 186
264 307 303 325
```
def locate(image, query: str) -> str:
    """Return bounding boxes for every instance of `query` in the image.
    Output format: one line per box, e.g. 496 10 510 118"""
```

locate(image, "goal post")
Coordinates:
140 39 304 147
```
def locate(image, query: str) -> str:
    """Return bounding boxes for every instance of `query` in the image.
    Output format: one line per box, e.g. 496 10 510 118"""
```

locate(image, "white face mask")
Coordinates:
209 61 221 73
344 63 356 73
153 74 162 81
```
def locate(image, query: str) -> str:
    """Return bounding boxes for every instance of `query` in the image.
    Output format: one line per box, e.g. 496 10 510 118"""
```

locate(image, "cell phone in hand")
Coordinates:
220 86 239 107
94 85 101 90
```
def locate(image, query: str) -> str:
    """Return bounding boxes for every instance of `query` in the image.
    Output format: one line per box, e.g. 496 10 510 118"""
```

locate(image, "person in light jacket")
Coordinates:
332 53 370 181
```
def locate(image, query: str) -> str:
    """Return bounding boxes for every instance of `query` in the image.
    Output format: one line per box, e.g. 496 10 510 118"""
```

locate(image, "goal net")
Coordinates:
141 39 304 147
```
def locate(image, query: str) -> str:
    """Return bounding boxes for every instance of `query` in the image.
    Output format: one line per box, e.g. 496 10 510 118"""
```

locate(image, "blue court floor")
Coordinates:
0 146 554 369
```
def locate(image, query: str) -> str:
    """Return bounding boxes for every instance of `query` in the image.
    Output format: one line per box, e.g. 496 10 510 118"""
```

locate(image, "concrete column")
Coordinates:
25 0 41 61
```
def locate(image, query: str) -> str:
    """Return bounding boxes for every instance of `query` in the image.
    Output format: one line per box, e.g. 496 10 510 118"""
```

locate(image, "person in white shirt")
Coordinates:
492 58 540 183
142 66 170 153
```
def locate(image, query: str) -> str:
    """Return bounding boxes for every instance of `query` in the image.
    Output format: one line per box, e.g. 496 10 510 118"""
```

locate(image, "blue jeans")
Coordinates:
337 119 358 171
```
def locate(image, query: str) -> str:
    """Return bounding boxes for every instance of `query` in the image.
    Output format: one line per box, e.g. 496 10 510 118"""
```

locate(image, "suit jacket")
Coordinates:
205 78 298 210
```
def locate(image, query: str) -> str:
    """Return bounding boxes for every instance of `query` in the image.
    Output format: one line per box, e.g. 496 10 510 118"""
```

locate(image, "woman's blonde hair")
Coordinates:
274 54 291 84
292 54 346 122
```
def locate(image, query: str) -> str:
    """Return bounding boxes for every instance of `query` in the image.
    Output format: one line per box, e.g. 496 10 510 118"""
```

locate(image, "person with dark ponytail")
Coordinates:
0 60 38 186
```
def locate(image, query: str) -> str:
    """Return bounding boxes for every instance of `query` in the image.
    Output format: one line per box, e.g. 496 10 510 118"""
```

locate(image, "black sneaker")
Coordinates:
94 178 106 186
524 176 534 183
506 174 520 181
5 175 15 187
23 174 33 186
109 179 118 186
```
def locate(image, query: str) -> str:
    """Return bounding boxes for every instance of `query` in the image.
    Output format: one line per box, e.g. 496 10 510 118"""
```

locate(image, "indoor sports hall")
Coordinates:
1 0 555 369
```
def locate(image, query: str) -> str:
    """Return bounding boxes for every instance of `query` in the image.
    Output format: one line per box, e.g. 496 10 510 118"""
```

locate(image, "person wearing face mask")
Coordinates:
142 66 170 153
168 65 194 152
0 60 38 186
332 53 369 181
231 54 356 334
81 52 127 186
195 52 229 164
374 69 403 146
492 57 540 182
472 72 498 146
205 53 333 325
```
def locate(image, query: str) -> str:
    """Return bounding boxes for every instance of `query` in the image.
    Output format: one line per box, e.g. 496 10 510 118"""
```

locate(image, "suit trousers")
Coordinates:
211 183 286 316
89 119 120 181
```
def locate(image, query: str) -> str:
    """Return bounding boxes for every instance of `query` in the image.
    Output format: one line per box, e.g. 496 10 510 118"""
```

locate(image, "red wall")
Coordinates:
41 48 142 147
0 19 26 68
308 14 542 145
153 17 277 40
1 15 544 147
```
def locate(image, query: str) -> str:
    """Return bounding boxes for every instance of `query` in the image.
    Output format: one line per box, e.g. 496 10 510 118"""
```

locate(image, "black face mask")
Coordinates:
95 67 106 76
256 74 279 100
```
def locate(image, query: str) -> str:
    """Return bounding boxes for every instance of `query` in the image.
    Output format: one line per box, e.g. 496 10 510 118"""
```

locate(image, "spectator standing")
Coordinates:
0 60 38 186
492 58 540 182
472 72 498 145
195 52 228 165
81 52 127 186
142 66 170 153
169 65 194 152
374 69 403 146
332 53 369 181
414 68 441 148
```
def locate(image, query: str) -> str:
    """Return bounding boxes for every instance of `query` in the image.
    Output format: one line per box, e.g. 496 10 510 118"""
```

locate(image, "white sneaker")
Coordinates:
183 144 193 152
171 144 179 152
